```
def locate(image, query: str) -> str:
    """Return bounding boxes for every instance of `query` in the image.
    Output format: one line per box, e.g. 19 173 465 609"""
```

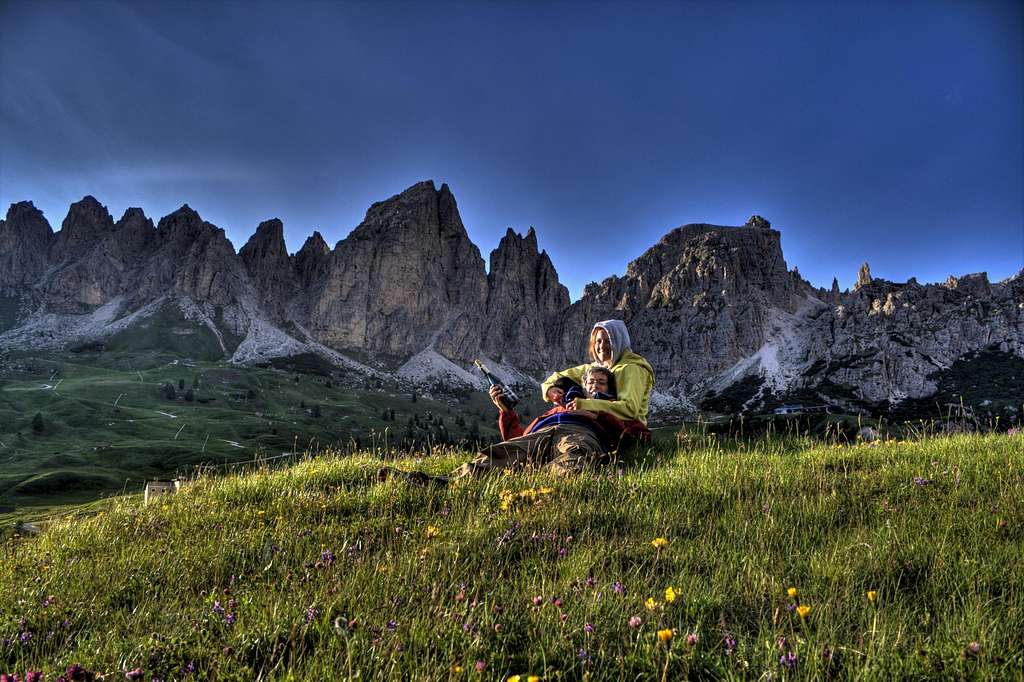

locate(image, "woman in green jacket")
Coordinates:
542 320 655 425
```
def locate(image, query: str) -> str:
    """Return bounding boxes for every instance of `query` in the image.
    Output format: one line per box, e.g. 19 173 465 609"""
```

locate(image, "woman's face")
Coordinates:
593 328 612 365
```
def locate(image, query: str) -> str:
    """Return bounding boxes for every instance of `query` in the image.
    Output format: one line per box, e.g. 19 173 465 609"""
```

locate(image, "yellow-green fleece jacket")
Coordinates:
541 350 655 425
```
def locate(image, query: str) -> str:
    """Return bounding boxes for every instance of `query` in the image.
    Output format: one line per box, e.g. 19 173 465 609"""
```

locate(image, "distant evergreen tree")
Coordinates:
247 388 256 400
178 378 185 390
411 392 418 403
31 412 44 433
192 375 200 389
185 389 195 402
312 404 322 418
300 400 306 409
163 383 176 400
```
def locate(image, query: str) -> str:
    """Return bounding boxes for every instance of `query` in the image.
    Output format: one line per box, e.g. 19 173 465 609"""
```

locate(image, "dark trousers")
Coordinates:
451 423 606 479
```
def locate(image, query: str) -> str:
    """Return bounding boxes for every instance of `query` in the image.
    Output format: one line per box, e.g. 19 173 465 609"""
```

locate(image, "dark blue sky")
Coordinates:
2 0 1021 298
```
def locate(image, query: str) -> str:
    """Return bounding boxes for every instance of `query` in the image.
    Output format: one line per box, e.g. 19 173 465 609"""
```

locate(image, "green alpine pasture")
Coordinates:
2 433 1022 680
0 351 511 523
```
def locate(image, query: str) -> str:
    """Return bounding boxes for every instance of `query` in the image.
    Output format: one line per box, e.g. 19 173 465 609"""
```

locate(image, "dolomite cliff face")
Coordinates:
1 181 1020 413
308 181 489 359
798 271 1024 403
483 227 570 371
553 220 817 391
0 201 54 294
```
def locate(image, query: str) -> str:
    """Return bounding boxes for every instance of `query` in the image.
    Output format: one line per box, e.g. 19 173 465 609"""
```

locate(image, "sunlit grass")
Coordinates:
1 434 1022 680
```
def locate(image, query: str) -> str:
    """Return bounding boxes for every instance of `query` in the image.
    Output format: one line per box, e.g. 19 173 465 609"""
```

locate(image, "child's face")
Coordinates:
583 370 610 397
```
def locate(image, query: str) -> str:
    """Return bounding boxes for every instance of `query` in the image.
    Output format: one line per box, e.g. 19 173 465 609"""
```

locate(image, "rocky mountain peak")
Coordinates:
310 180 488 359
51 195 114 262
118 207 150 226
300 230 329 254
110 207 155 259
239 219 295 312
0 201 54 290
483 225 569 368
4 201 52 233
156 204 225 252
240 219 289 265
745 215 771 229
294 231 331 289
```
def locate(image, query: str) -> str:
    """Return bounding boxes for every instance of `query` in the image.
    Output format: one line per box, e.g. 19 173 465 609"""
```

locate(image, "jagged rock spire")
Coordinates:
855 262 872 290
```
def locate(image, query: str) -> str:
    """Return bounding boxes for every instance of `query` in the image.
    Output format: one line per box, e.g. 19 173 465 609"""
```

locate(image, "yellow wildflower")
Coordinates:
527 677 540 682
507 676 520 682
451 664 463 673
651 537 669 549
664 586 676 603
644 597 657 610
796 605 810 618
867 590 877 603
657 628 674 642
426 525 441 538
787 587 797 598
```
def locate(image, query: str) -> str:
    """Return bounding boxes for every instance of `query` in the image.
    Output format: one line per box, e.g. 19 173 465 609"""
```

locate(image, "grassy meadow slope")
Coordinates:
0 351 516 520
1 434 1022 680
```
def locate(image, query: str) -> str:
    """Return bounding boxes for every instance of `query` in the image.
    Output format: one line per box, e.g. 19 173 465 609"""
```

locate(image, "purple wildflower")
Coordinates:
496 522 520 547
225 613 235 626
181 661 196 675
965 641 981 657
628 615 642 628
65 664 86 681
213 601 225 616
41 596 55 608
125 668 145 680
305 606 319 623
386 620 397 631
26 674 43 682
724 634 737 655
559 613 568 624
787 603 796 613
822 646 834 662
578 648 591 661
532 595 543 606
475 661 486 672
551 597 562 607
18 632 32 643
585 576 596 588
612 581 625 595
780 651 798 668
558 547 568 558
319 549 334 566
686 632 699 646
0 674 18 682
584 622 595 634
913 476 932 486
